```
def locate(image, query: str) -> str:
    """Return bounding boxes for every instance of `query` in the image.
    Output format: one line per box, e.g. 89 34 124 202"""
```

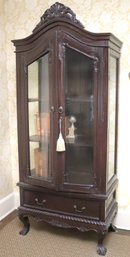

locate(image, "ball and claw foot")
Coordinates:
97 244 107 256
19 216 30 235
97 230 107 256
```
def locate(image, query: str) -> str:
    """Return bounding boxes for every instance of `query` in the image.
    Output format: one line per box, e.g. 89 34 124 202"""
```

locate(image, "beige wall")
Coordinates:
0 0 130 211
0 0 13 198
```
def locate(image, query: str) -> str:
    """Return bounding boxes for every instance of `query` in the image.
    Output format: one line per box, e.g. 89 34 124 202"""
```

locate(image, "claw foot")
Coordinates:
97 244 107 256
97 230 107 256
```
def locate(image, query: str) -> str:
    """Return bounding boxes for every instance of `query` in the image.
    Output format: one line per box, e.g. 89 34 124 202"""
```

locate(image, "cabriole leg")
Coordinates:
97 231 107 256
19 215 30 235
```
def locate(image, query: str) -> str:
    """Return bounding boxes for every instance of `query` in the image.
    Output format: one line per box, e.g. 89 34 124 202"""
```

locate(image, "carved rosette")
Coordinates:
33 2 84 32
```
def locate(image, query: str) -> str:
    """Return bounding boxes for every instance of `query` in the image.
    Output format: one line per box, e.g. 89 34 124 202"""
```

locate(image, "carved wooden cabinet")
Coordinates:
12 2 122 255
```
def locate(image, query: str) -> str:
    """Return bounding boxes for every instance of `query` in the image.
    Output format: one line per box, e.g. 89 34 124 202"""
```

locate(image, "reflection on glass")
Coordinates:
28 53 51 180
64 47 94 185
107 56 117 181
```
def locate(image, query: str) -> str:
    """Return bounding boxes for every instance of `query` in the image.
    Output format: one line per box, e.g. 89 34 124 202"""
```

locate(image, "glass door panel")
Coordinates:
107 55 117 181
28 53 51 180
64 47 94 185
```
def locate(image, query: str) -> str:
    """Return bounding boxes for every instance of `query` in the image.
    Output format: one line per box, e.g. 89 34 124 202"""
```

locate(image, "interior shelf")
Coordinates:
28 98 39 102
66 96 93 103
29 135 49 142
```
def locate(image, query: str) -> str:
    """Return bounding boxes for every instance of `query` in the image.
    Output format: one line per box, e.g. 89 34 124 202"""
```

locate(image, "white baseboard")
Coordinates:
114 209 130 230
0 192 20 221
0 193 130 230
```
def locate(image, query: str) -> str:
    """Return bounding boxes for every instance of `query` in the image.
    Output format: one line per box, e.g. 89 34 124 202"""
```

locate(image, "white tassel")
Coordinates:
56 132 66 152
56 117 66 152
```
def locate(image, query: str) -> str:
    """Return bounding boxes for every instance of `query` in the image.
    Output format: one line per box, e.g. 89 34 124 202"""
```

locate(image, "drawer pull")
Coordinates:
73 205 86 213
35 198 46 206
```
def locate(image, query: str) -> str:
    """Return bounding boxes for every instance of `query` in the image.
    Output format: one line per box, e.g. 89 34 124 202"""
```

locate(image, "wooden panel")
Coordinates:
23 190 100 220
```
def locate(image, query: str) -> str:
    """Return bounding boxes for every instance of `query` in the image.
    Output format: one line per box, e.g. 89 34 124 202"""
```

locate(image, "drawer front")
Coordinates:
22 190 100 219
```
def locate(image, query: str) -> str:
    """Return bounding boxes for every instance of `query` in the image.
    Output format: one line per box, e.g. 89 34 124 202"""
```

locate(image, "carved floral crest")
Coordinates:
33 2 84 32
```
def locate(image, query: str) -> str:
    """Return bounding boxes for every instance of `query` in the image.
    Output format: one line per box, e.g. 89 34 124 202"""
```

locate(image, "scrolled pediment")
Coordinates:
33 2 84 32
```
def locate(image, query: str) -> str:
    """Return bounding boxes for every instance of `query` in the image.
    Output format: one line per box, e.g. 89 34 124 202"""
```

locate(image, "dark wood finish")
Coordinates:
22 189 100 219
19 215 30 235
12 2 122 255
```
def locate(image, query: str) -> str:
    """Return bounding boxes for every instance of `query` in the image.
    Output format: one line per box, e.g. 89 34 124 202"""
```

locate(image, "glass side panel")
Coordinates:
107 55 117 181
28 53 51 180
64 47 94 185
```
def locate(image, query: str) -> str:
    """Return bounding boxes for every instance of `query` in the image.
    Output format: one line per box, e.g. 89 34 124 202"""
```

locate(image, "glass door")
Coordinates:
62 46 98 189
106 55 118 181
28 53 53 182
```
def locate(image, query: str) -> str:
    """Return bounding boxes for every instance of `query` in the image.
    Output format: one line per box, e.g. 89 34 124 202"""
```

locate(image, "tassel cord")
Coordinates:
59 116 62 133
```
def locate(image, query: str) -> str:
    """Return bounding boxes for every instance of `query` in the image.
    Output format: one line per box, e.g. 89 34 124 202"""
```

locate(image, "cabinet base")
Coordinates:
18 205 117 256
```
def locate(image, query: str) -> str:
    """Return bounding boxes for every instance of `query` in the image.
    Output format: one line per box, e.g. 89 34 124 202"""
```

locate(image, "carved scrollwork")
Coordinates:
33 2 84 32
18 206 106 229
46 219 72 229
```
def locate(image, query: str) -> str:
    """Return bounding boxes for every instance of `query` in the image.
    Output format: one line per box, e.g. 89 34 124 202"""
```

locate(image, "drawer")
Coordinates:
23 190 100 219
